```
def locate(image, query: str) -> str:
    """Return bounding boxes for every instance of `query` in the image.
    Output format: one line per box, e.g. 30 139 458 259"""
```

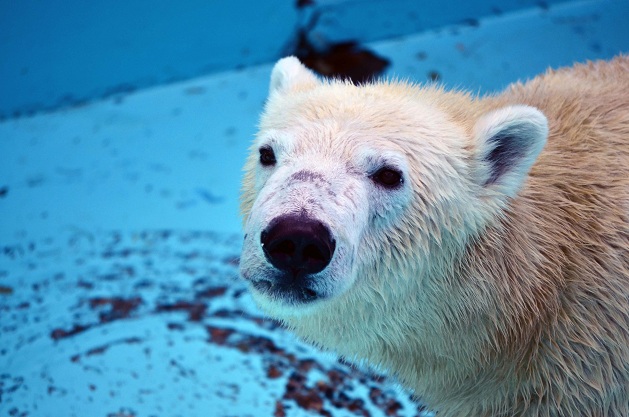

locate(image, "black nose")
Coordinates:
261 215 335 276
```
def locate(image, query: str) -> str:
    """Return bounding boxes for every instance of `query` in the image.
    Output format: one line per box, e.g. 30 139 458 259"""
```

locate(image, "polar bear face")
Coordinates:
241 122 414 316
240 57 548 320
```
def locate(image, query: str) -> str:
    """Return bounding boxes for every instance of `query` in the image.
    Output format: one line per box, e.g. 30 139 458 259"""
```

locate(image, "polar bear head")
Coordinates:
239 57 547 325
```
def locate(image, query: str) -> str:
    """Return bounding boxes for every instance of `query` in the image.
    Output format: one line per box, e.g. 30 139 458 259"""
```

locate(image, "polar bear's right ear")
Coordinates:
269 56 320 95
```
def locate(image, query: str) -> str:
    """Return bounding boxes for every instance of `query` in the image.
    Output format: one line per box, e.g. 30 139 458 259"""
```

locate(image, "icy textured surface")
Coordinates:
1 0 628 415
0 230 426 417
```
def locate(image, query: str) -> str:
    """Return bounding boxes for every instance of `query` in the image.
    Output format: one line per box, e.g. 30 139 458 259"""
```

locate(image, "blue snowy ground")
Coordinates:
1 1 629 416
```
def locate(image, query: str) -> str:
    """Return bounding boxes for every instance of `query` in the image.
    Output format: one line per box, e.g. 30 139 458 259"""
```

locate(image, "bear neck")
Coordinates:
285 195 569 415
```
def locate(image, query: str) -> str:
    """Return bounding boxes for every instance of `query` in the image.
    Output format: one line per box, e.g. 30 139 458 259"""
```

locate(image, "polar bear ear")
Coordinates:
269 56 320 95
474 105 548 198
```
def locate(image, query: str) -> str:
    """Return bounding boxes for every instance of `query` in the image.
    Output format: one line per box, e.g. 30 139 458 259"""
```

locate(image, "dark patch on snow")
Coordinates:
71 337 143 362
155 301 207 322
296 40 390 84
296 0 315 8
3 230 427 415
205 320 420 416
195 187 224 204
26 175 45 187
106 408 137 417
89 297 143 323
459 18 480 27
195 286 227 298
290 9 389 84
51 323 92 341
0 285 14 295
428 70 441 82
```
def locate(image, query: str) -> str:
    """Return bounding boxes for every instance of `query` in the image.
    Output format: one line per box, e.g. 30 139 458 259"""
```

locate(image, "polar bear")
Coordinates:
239 56 629 416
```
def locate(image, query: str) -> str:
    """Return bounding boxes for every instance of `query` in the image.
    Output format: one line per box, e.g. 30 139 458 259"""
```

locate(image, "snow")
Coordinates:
0 231 426 416
1 1 628 416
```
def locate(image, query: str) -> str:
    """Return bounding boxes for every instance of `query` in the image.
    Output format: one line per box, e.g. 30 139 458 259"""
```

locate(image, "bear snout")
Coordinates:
251 215 336 305
261 214 336 276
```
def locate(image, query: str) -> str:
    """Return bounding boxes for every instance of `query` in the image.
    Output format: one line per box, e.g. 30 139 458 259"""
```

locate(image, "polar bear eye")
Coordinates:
370 167 403 188
259 146 277 167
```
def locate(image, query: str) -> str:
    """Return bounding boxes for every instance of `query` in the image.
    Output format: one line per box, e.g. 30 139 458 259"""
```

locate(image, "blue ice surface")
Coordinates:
0 0 575 118
0 0 299 118
1 0 628 416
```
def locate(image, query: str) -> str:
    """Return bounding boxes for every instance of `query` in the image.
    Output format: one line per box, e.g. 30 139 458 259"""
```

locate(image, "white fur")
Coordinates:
240 115 421 316
269 56 319 95
240 56 629 417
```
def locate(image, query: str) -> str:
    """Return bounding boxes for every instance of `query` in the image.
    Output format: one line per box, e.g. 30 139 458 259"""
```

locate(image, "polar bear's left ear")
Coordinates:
269 56 320 95
474 105 548 198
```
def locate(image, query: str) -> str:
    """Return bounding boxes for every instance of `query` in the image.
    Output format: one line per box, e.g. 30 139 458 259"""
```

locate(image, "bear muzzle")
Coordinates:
253 213 336 304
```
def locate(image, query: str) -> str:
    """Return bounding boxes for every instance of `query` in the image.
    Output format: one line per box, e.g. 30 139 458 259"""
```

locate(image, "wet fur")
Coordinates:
240 57 629 416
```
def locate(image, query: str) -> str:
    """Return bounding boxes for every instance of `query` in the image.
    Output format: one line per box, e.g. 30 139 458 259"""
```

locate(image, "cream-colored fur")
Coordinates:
240 56 629 416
